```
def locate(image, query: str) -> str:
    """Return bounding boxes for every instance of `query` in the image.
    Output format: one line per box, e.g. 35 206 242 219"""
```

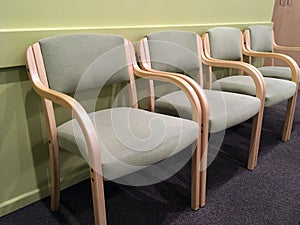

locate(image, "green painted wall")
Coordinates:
1 0 274 29
0 0 275 217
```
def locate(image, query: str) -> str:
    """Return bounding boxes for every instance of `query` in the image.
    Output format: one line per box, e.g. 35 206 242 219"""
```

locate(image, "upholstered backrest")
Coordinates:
39 34 130 93
247 25 273 52
146 30 201 80
207 27 242 60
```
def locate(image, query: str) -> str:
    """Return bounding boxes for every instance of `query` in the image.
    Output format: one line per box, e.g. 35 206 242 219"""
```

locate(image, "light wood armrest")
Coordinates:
133 61 203 123
243 48 299 84
201 33 266 102
26 46 102 167
273 42 300 52
135 63 209 119
137 37 209 122
243 30 299 84
134 38 209 175
126 39 204 125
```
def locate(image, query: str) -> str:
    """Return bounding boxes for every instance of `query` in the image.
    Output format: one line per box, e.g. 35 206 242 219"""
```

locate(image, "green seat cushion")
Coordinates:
258 66 295 80
212 76 296 107
155 89 260 133
57 107 198 180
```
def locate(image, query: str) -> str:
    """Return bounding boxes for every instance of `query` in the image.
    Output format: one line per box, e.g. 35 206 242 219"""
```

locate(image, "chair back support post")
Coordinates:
26 40 108 225
124 39 139 109
137 37 156 112
27 45 61 211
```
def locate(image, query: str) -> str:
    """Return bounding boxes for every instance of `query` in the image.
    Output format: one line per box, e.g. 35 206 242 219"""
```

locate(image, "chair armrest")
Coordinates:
129 43 207 178
203 57 266 102
133 63 203 123
201 43 266 103
243 48 299 84
127 39 204 125
26 46 102 169
243 30 299 84
136 37 209 124
273 42 300 52
133 64 209 172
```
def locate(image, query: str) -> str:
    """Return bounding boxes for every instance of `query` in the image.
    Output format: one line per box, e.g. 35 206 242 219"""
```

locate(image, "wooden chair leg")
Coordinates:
199 127 208 208
49 142 60 211
199 158 207 208
247 108 264 170
282 94 298 142
191 141 201 211
90 168 107 225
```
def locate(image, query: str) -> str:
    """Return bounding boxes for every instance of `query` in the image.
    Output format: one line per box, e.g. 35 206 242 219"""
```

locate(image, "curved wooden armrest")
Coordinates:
126 39 204 126
273 42 300 52
201 38 266 102
203 56 266 102
26 46 102 167
243 48 299 84
133 62 203 123
137 37 209 123
137 64 209 120
243 30 299 84
135 37 210 166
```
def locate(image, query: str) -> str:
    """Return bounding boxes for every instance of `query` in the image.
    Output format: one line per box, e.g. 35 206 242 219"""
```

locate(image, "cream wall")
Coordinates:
0 0 275 217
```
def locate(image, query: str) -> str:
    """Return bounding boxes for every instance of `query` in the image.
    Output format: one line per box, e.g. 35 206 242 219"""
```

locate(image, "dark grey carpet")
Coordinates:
1 91 300 225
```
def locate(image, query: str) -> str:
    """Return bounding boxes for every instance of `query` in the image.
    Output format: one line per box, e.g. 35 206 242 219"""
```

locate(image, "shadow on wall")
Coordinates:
0 66 49 214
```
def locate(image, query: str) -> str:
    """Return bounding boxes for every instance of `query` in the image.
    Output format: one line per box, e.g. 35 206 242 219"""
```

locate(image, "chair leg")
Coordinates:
191 142 201 210
49 142 60 211
282 94 298 142
199 126 208 208
199 153 207 208
247 108 264 170
90 168 107 225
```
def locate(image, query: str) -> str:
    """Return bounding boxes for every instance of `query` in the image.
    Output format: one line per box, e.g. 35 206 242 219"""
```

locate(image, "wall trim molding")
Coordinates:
1 21 272 33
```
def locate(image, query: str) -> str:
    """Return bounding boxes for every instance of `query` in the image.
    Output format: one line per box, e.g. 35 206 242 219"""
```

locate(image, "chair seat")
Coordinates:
258 66 292 80
155 89 260 133
212 75 296 107
57 107 199 180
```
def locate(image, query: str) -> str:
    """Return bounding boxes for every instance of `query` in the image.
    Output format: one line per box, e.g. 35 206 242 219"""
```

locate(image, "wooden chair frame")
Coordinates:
201 33 266 170
245 28 300 66
26 37 204 225
138 32 266 207
243 29 299 141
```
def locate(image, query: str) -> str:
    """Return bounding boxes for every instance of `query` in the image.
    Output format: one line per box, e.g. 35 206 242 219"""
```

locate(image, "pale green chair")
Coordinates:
26 33 203 225
202 26 299 142
138 30 265 207
244 25 300 86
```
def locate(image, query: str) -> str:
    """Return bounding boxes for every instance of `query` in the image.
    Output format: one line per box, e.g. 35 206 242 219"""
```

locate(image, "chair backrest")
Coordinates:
206 27 243 61
247 25 273 52
28 33 139 148
145 30 202 83
39 33 133 94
